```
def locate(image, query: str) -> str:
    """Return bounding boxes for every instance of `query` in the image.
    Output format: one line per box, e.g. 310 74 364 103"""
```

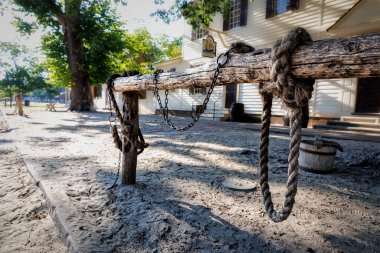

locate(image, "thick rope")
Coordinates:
259 27 314 222
268 27 314 109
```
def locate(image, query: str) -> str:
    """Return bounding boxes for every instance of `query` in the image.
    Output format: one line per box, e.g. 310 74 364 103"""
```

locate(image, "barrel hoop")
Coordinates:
300 166 333 174
300 147 336 156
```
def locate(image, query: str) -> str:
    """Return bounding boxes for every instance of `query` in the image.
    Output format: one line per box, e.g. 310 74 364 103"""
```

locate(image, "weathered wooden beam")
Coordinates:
119 91 139 185
113 32 380 92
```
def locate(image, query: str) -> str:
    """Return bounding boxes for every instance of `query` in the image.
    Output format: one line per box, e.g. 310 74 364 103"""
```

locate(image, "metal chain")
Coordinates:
107 90 122 190
106 74 148 154
153 48 233 131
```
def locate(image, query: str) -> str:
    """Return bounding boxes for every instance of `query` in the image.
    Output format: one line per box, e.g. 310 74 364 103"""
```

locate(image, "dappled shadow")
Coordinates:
322 230 380 253
0 139 14 144
95 175 283 252
44 111 110 134
0 128 18 133
28 122 45 125
6 111 379 252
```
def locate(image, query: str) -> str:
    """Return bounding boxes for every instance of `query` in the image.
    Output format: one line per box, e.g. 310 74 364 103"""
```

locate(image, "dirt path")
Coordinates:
1 107 379 253
0 111 67 253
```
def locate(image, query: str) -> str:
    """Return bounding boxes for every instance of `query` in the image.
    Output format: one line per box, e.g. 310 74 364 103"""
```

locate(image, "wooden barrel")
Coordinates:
298 140 337 173
230 103 244 122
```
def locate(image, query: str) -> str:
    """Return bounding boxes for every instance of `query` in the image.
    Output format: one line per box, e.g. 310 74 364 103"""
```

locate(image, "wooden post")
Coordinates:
15 93 23 116
120 91 139 185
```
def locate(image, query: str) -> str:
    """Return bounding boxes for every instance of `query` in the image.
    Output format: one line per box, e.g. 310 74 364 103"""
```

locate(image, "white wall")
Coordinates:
182 0 359 64
311 78 356 117
159 0 362 119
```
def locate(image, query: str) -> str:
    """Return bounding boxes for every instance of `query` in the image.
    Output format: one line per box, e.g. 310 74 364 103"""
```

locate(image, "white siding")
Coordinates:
156 0 364 119
238 83 286 116
182 0 359 63
313 79 341 117
139 91 155 115
311 78 356 117
238 83 262 114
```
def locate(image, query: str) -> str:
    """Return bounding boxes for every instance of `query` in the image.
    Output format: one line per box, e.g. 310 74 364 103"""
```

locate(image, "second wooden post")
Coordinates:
120 91 139 185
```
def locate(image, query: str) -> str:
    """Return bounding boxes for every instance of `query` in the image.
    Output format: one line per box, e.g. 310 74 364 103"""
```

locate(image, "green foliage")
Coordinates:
0 41 57 99
37 1 127 87
0 41 28 59
0 41 29 77
109 28 182 74
41 32 71 87
153 0 254 28
152 0 228 27
10 0 182 92
80 0 127 84
12 16 38 35
159 36 182 59
0 65 47 94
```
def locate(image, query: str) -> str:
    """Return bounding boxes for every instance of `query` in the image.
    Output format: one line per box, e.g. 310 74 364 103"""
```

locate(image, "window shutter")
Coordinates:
205 24 210 36
202 88 207 95
223 15 229 31
265 0 274 19
191 28 196 41
189 88 195 95
240 0 248 26
289 0 300 11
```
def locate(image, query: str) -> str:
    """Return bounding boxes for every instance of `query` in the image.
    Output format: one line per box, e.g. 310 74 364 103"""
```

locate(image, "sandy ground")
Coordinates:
0 110 67 253
1 104 379 253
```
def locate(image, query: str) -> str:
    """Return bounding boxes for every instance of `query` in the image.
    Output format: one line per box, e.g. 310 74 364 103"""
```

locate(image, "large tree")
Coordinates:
11 0 126 111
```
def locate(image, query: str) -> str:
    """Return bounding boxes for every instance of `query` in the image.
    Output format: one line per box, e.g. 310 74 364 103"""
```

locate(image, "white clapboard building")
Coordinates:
138 0 380 126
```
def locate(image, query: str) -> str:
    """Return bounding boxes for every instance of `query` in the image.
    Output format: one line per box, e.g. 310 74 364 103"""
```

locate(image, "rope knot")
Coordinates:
270 27 315 109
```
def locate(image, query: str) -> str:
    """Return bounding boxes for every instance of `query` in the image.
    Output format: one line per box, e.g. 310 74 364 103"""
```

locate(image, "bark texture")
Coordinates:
15 93 23 116
113 32 380 92
59 7 93 111
120 92 139 185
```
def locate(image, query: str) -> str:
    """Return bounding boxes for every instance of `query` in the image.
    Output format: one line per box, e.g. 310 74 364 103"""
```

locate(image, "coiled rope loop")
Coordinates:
259 27 315 222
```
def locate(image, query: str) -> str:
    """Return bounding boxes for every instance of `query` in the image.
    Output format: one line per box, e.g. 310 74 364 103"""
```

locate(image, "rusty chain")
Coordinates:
153 45 247 131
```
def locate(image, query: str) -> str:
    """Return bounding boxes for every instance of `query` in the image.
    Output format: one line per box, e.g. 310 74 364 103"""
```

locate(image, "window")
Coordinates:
275 0 291 15
223 0 248 31
229 0 241 29
94 84 102 98
191 21 209 41
189 63 207 95
266 0 299 19
190 88 207 95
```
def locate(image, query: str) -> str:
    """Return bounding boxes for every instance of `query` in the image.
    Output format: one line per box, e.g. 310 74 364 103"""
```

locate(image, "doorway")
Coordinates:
225 84 237 109
356 77 380 113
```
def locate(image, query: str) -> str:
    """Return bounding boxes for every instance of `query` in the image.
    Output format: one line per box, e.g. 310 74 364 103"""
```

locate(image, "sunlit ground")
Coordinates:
0 101 67 114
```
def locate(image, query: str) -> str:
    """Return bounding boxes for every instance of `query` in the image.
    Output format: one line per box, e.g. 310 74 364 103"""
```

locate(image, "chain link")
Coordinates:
107 88 122 189
153 48 232 131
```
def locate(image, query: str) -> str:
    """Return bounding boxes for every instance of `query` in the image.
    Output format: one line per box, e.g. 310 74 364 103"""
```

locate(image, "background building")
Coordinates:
137 0 380 126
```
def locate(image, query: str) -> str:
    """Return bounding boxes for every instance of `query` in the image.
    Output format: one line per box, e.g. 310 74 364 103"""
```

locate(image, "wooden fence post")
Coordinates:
120 91 139 185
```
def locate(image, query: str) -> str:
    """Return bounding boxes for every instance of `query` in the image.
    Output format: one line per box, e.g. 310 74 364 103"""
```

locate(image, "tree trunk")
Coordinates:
9 85 12 108
119 92 139 185
15 93 23 116
60 16 93 111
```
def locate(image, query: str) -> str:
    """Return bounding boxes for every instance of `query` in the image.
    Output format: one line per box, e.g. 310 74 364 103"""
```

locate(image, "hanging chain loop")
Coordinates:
153 43 252 131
